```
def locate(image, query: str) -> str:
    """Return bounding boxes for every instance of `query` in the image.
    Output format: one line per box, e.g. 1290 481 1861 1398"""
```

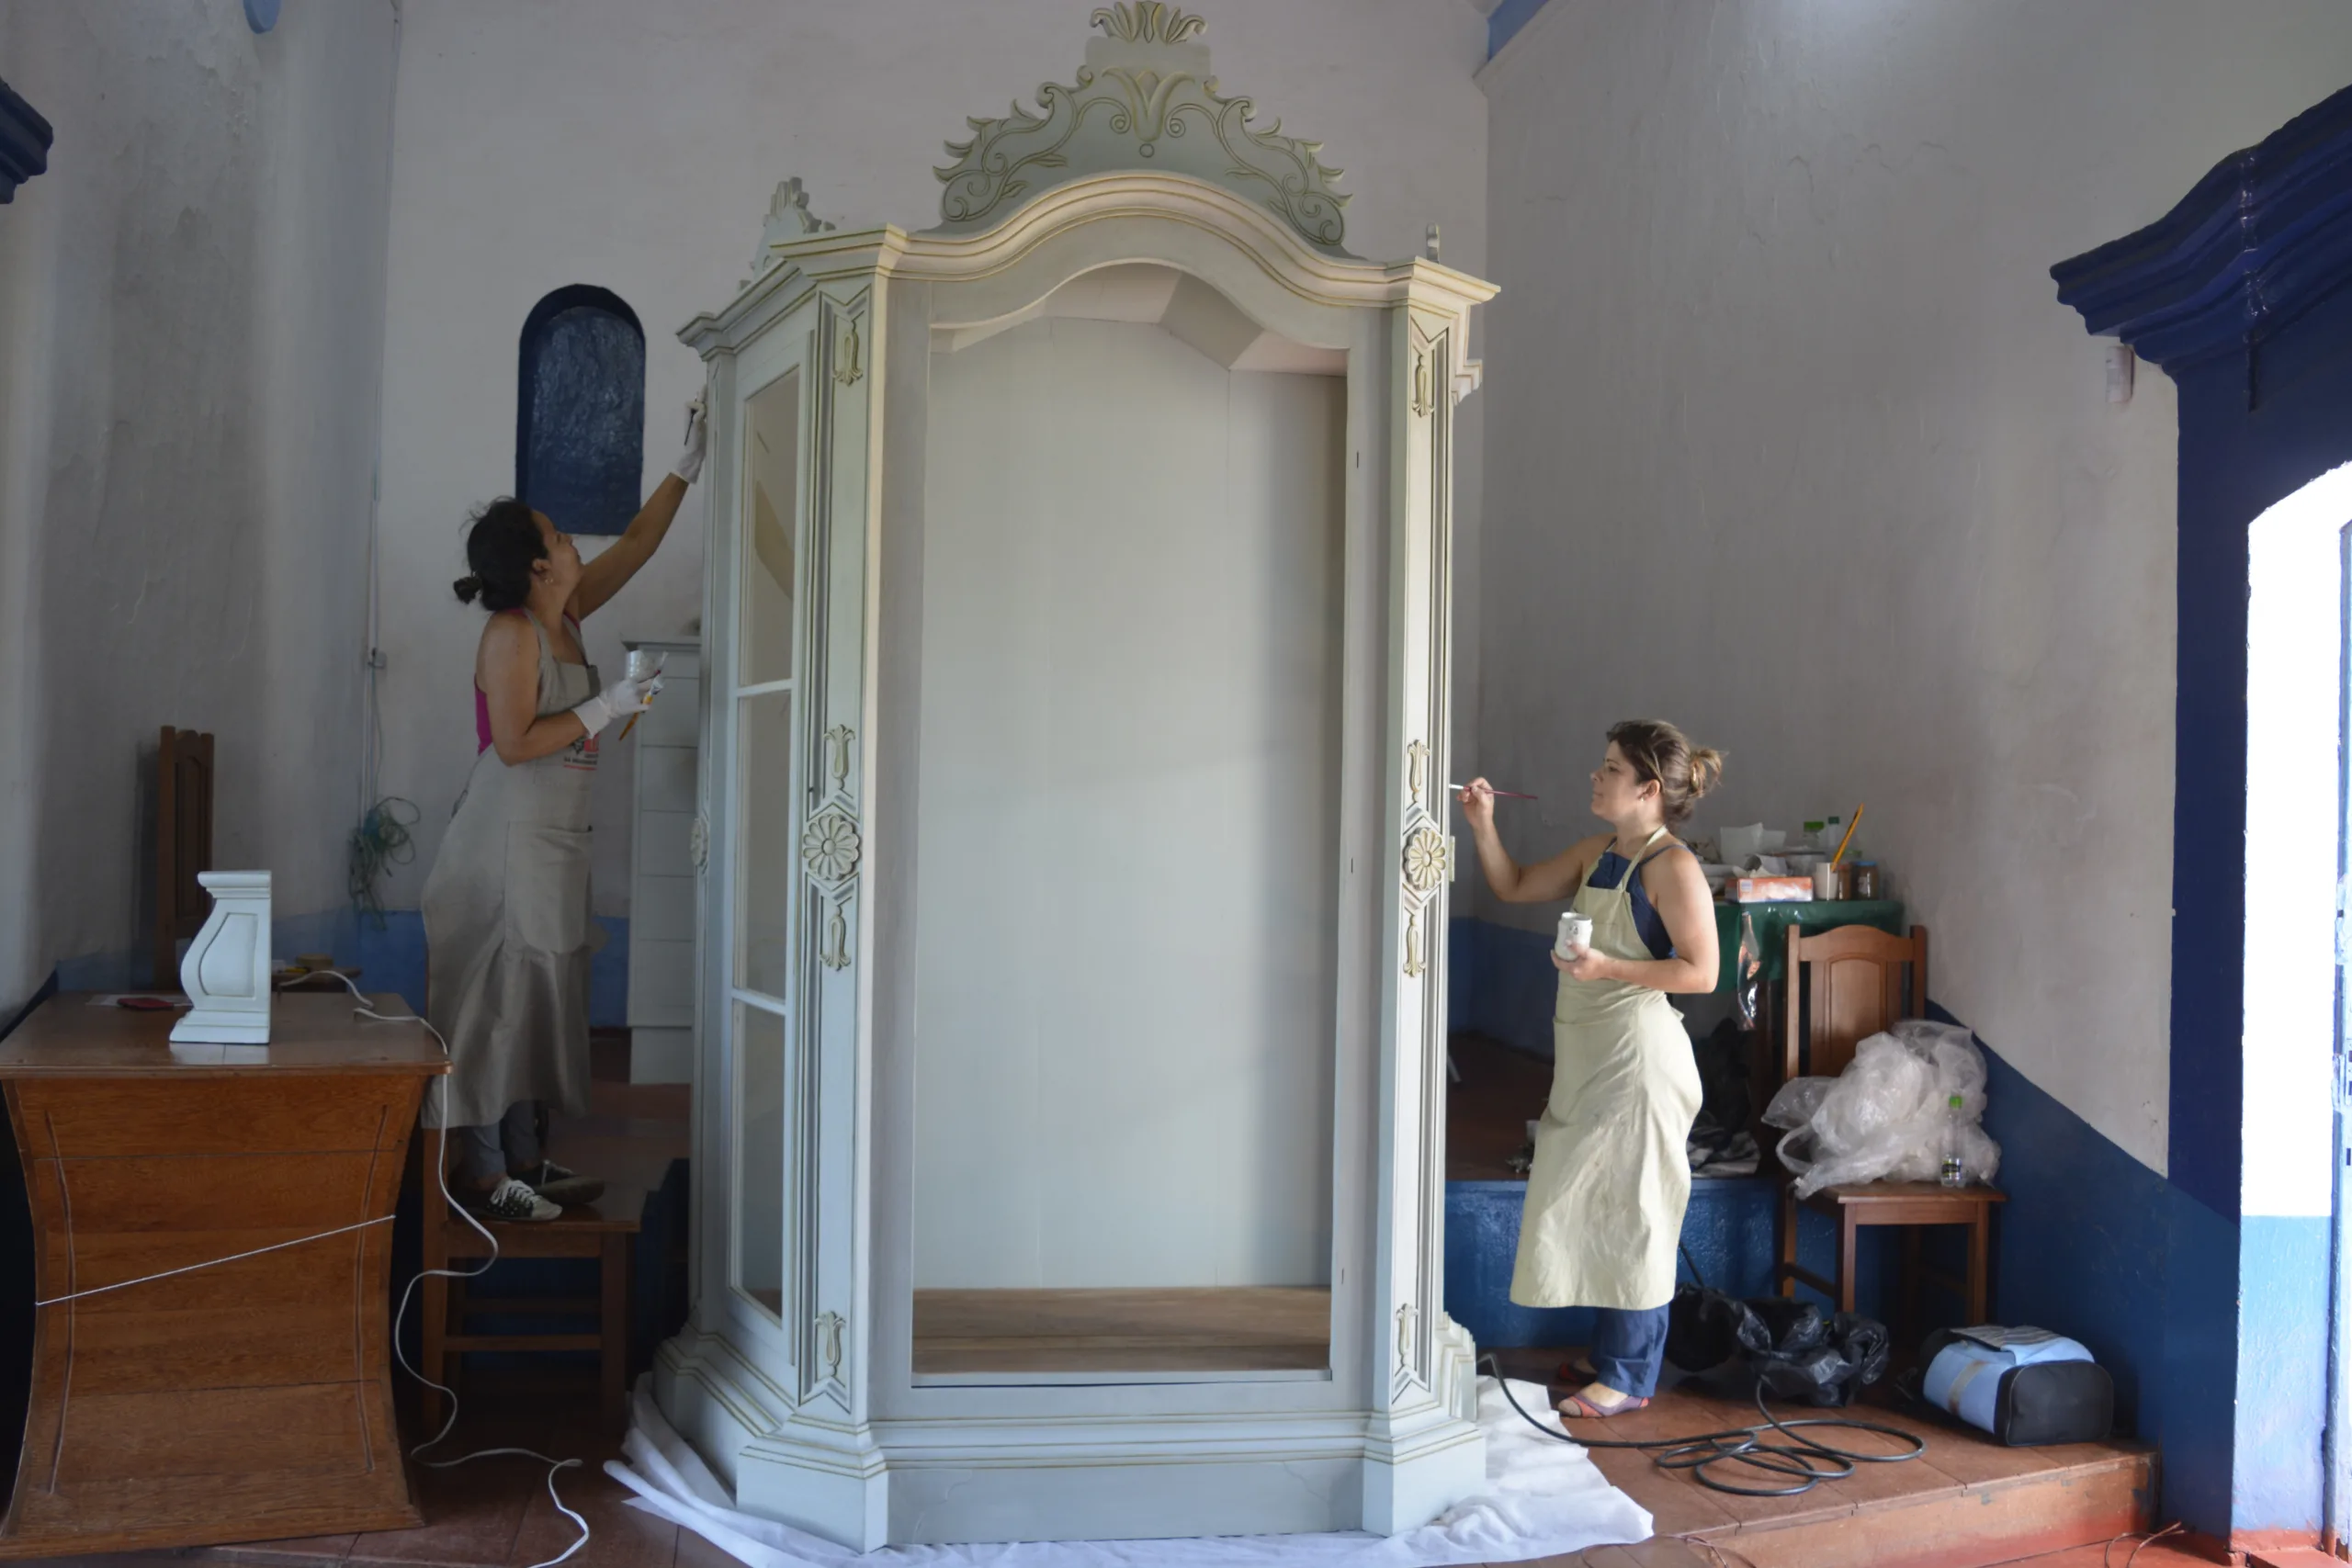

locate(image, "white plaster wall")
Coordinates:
911 321 1343 1290
1475 0 2352 1174
0 0 398 1012
370 0 1489 921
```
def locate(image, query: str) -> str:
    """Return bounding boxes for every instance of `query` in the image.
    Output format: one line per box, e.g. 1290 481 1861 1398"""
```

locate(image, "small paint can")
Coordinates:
1555 911 1593 959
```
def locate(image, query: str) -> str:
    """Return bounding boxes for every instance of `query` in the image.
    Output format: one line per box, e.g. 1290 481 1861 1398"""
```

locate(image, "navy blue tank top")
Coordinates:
1587 844 1687 960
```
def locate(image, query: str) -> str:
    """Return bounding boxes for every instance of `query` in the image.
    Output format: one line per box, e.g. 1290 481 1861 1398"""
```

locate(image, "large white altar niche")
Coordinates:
659 7 1495 1546
912 298 1344 1377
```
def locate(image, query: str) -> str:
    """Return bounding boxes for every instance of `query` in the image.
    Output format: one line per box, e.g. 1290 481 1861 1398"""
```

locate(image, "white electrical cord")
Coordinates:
337 975 592 1568
34 1213 394 1307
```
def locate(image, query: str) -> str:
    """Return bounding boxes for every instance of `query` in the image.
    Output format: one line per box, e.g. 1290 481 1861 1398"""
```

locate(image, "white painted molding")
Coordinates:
682 173 1497 355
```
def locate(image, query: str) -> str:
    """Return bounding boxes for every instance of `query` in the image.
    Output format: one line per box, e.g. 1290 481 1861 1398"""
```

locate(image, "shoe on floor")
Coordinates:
471 1175 560 1223
518 1160 605 1208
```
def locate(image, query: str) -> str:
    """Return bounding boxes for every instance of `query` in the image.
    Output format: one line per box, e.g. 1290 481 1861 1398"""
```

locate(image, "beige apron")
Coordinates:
1509 827 1704 1312
419 612 601 1129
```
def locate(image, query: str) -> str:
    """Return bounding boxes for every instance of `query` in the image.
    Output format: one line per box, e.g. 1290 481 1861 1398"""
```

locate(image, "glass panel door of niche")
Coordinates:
729 367 800 1322
908 314 1346 1384
734 368 798 998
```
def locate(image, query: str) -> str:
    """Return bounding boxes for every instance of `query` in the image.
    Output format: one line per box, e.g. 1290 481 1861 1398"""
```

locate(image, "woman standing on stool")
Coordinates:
420 400 707 1222
1459 720 1723 1417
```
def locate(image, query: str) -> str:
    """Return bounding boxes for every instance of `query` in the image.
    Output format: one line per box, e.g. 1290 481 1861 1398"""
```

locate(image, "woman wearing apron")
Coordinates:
1459 719 1723 1417
420 401 707 1221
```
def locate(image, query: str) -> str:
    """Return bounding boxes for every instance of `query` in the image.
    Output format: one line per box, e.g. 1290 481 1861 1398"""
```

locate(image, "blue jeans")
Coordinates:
455 1100 542 1187
1589 1304 1670 1397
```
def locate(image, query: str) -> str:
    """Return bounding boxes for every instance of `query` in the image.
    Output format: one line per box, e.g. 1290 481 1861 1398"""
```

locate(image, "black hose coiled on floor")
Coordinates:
1479 1353 1928 1497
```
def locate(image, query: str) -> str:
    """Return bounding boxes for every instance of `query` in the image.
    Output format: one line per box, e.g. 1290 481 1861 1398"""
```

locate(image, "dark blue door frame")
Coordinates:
2055 85 2352 1549
0 76 52 204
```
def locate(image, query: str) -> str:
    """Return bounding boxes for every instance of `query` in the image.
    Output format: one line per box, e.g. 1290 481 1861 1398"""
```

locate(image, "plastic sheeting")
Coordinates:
604 1377 1654 1568
1764 1019 2002 1198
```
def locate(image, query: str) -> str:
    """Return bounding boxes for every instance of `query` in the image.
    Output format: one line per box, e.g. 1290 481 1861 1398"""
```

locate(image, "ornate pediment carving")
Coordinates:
931 5 1351 256
750 176 836 278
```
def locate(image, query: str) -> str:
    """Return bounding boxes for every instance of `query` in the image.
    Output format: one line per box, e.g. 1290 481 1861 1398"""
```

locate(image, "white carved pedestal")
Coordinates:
657 7 1496 1548
171 870 272 1045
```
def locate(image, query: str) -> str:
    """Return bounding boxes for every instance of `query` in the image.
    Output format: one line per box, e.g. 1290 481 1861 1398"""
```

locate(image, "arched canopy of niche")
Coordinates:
516 284 647 536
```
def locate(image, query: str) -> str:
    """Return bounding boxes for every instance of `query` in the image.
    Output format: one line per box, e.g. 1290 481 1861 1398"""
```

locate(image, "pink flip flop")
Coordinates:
1557 1388 1651 1420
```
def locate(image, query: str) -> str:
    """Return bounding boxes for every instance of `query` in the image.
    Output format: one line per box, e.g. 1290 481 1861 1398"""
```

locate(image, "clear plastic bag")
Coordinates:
1734 912 1762 1031
1763 1020 2000 1198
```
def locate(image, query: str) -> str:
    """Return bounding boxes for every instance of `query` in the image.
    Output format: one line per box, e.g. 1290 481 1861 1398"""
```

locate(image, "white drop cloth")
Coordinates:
603 1377 1653 1568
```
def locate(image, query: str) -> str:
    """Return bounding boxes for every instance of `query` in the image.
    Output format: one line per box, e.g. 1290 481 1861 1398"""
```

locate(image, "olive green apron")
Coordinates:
420 612 601 1129
1509 827 1704 1312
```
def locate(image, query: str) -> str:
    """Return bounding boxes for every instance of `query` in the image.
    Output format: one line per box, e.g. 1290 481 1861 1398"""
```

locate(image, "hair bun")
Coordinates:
1687 746 1724 800
453 574 484 604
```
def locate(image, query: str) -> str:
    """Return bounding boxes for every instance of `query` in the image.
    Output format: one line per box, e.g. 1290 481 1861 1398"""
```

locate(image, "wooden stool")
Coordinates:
418 1128 641 1429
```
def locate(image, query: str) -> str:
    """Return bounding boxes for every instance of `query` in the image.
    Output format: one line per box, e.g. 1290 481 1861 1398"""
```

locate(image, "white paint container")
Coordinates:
1555 911 1593 959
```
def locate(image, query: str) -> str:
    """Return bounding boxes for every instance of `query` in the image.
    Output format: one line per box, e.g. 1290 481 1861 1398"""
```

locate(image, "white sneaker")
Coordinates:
475 1176 560 1223
518 1159 605 1208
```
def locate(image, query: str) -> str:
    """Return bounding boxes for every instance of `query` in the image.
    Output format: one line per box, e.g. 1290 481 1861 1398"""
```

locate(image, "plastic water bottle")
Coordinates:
1939 1093 1969 1188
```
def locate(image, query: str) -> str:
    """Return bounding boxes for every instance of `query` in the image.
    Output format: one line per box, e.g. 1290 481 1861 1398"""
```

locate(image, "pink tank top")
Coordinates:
476 610 582 754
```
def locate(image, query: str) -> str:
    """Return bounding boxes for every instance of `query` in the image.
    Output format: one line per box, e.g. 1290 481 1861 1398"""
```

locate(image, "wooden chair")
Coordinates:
1775 924 2005 1333
153 727 214 988
418 1129 642 1430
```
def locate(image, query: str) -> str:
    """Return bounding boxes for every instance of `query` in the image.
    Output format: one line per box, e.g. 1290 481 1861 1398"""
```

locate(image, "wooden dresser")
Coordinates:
0 991 446 1557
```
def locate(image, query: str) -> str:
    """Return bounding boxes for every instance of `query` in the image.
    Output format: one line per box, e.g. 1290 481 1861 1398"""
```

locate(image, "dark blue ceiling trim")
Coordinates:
0 76 53 206
2052 85 2352 372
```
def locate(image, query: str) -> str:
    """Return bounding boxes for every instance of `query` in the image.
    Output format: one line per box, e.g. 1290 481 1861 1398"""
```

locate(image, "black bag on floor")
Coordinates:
1667 1285 1890 1408
1914 1326 2114 1446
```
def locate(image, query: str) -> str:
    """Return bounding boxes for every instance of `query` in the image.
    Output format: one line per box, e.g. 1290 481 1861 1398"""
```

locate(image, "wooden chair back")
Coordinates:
153 727 215 988
1782 923 1928 1084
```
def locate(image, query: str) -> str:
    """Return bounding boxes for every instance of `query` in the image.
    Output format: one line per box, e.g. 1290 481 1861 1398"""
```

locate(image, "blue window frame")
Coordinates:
517 286 646 536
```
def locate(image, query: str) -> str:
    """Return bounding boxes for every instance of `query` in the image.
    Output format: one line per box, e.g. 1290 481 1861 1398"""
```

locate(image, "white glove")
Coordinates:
572 671 660 738
670 397 708 484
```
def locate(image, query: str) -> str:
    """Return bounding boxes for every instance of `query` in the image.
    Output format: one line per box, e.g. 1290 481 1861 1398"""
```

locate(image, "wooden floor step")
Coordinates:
1717 1454 2154 1568
2248 1548 2343 1568
1483 1348 2155 1568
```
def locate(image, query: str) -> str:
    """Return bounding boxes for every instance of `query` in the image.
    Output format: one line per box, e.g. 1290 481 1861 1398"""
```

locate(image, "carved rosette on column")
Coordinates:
1398 739 1450 980
801 724 863 971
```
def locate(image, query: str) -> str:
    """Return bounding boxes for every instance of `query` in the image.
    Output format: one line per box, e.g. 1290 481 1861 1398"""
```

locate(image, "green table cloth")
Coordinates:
1712 899 1905 995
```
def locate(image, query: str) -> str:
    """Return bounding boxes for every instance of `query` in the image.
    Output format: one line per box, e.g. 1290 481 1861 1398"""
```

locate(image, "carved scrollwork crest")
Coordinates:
931 5 1351 255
